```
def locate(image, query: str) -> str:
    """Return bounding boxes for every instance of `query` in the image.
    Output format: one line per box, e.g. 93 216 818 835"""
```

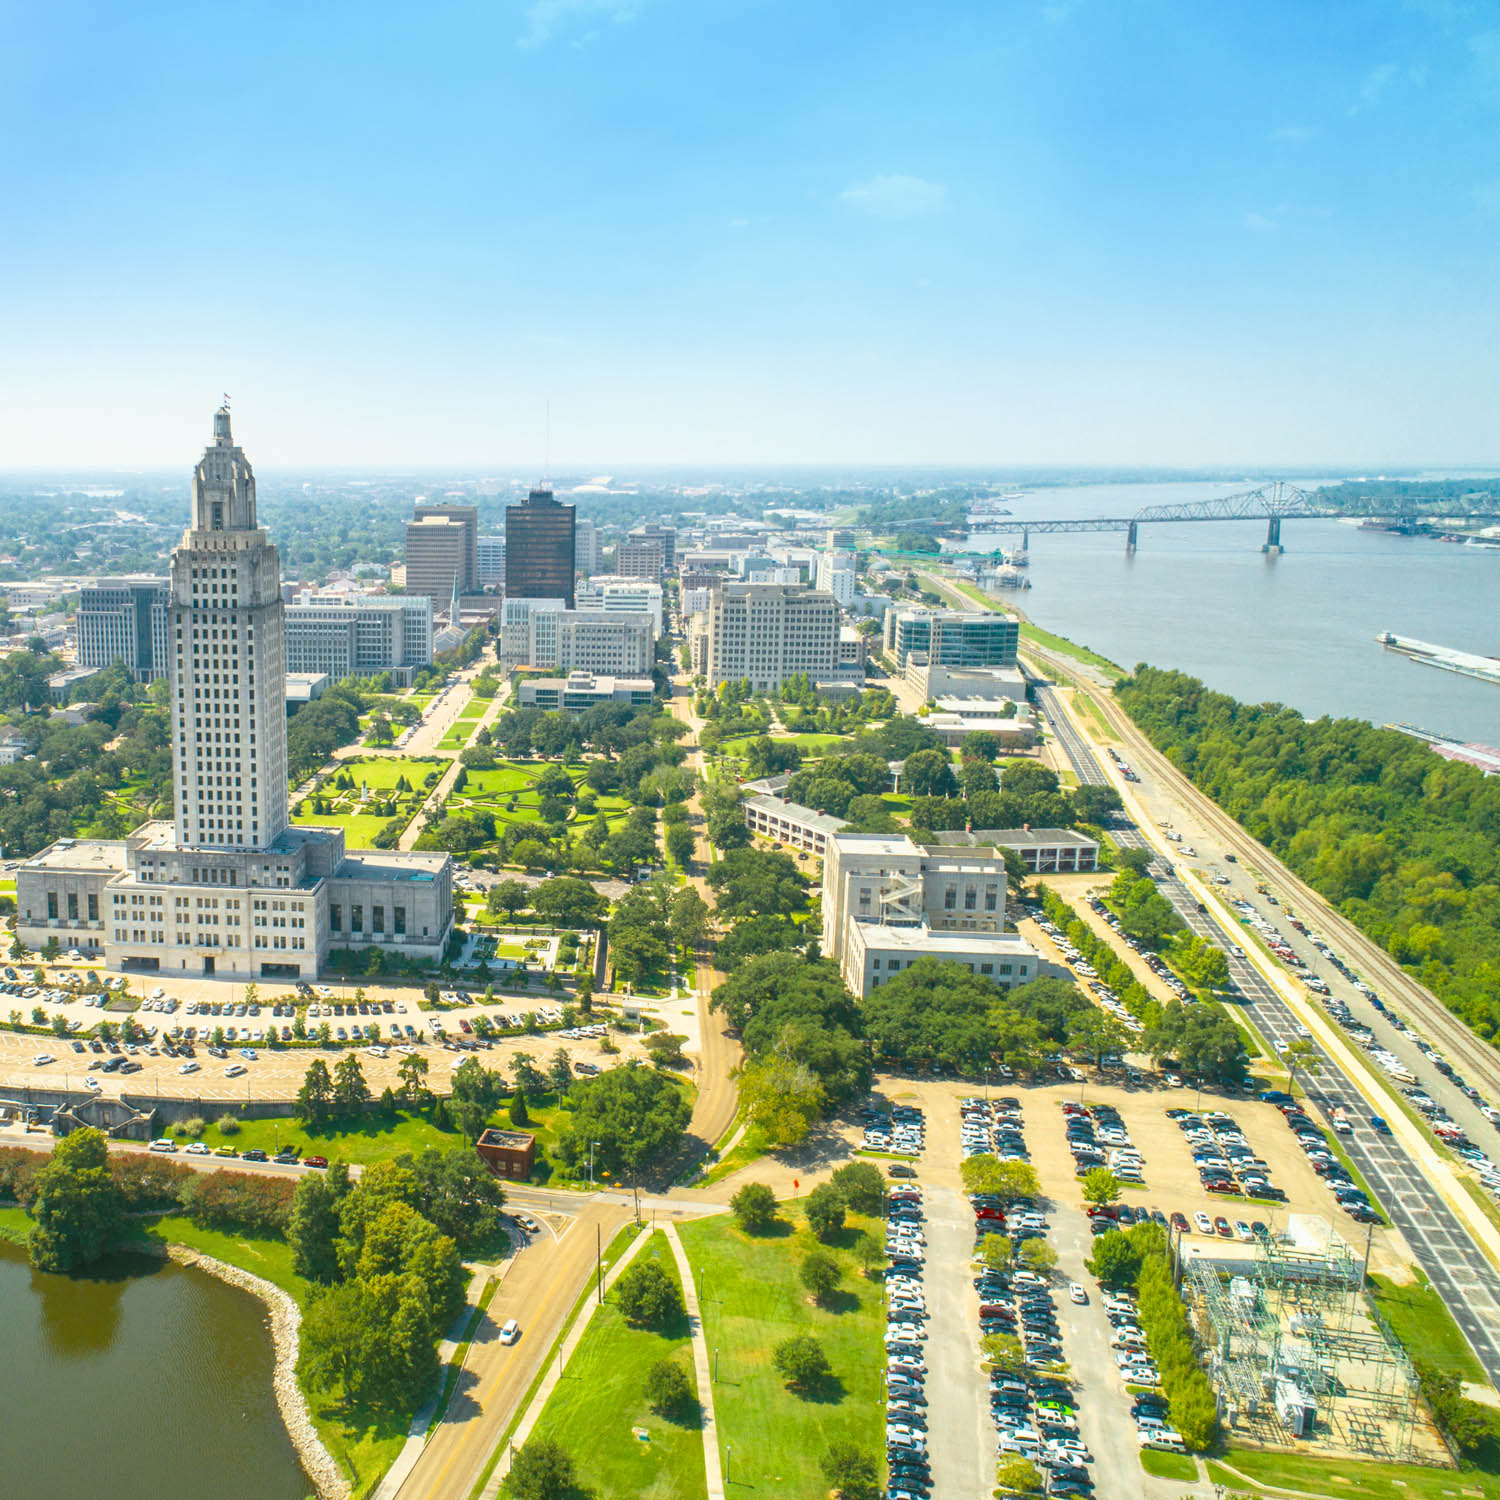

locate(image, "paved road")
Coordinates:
1050 1199 1148 1500
1033 676 1500 1386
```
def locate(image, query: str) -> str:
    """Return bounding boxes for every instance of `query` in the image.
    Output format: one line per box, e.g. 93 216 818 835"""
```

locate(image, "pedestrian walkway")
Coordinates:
663 1222 727 1500
476 1221 653 1499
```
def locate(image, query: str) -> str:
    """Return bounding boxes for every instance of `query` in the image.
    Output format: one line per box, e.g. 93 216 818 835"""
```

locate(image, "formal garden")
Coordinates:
292 754 446 847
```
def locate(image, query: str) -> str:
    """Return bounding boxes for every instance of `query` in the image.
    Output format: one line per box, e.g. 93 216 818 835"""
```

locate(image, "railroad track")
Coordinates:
1028 674 1500 1385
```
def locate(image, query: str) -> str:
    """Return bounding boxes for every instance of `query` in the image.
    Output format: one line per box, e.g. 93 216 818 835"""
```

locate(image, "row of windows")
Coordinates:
330 904 405 935
47 892 98 922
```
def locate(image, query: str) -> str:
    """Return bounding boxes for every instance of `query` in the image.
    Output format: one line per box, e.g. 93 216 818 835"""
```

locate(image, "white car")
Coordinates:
224 1064 247 1078
84 1076 101 1091
499 1318 521 1345
148 1138 177 1153
1068 1283 1087 1304
178 1061 200 1074
31 1053 54 1066
185 1142 210 1155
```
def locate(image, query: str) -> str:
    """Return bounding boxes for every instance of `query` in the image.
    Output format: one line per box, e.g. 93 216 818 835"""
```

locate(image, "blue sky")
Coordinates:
2 0 1498 469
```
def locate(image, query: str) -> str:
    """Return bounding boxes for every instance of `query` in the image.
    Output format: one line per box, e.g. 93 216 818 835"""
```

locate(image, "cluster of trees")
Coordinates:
701 770 750 851
0 663 174 852
294 1156 484 1412
552 1061 692 1181
904 756 1122 844
296 1054 375 1126
1118 664 1500 1043
712 952 870 1145
286 680 388 784
20 1130 300 1273
607 877 708 985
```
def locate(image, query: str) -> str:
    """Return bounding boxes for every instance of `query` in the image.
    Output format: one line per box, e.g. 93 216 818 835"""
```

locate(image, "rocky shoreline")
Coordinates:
162 1245 351 1500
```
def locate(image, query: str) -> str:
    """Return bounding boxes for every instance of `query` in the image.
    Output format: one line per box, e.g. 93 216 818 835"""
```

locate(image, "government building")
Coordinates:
16 408 454 978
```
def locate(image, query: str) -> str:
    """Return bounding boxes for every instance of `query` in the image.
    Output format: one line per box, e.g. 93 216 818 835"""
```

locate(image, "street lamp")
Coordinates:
588 1139 600 1185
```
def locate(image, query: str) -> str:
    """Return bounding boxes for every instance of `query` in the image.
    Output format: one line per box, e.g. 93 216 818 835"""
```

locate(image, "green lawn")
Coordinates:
1017 620 1124 679
677 1202 885 1498
1368 1270 1485 1382
1140 1448 1198 1480
528 1231 707 1499
338 756 446 793
774 732 855 755
0 1202 30 1244
291 809 395 845
178 1107 470 1164
1211 1450 1500 1500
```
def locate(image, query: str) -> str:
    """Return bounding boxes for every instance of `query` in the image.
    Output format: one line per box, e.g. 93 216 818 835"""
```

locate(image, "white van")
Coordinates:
499 1319 521 1345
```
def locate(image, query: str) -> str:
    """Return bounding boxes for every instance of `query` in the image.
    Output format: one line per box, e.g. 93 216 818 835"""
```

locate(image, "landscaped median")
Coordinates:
677 1196 885 1498
523 1229 707 1499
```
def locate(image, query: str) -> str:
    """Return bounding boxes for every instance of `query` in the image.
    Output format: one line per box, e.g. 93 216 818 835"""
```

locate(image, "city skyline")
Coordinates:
3 1 1498 470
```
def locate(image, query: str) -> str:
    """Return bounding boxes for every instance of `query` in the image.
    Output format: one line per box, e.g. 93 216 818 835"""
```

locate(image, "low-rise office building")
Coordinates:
575 578 664 635
516 672 655 711
886 607 1020 670
285 593 433 686
743 794 849 856
821 830 1038 999
933 826 1100 874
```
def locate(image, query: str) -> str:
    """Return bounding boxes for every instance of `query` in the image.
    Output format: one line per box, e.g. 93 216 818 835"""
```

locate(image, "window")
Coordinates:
943 885 957 910
87 894 98 922
372 906 384 934
393 906 406 935
964 887 977 910
351 905 363 932
67 892 78 921
47 892 57 920
985 887 998 912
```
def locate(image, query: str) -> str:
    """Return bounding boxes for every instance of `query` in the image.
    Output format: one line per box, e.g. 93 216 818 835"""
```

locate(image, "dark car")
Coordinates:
241 1148 269 1162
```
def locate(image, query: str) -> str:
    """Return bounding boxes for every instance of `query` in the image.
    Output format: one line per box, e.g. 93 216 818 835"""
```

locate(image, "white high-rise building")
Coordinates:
703 582 839 691
16 409 453 977
574 577 664 635
575 518 601 576
816 549 857 607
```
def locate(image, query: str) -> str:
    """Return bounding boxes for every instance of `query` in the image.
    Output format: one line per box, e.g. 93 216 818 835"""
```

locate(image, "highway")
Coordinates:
1032 678 1500 1384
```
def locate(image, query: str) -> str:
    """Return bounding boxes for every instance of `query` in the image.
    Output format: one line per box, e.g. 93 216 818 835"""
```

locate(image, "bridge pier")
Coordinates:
1022 528 1029 552
1263 515 1282 553
1126 520 1138 552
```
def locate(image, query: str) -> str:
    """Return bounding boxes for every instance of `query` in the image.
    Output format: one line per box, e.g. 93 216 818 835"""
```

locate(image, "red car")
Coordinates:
303 1155 329 1169
1213 1216 1233 1237
458 1017 473 1034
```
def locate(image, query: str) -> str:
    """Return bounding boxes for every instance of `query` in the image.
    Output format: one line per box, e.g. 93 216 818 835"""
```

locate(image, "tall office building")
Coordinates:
816 550 857 607
477 534 506 587
76 576 171 681
704 582 840 691
616 524 676 579
169 407 290 849
887 608 1019 669
285 594 433 685
506 488 576 607
411 503 477 592
405 512 472 604
17 408 454 977
575 518 601 577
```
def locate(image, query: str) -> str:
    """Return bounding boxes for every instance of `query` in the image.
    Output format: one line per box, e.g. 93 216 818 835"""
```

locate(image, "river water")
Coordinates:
0 1239 310 1500
963 480 1500 745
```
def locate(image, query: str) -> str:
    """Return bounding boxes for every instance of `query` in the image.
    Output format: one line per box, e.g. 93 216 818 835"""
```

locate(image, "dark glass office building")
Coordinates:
505 488 577 607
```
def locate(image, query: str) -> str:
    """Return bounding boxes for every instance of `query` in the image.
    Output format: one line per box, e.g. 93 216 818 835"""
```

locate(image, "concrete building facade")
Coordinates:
821 830 1038 999
575 518 601 577
574 578 664 635
703 582 840 691
284 594 433 686
517 672 655 711
887 608 1020 670
76 577 171 681
477 534 506 587
16 409 454 978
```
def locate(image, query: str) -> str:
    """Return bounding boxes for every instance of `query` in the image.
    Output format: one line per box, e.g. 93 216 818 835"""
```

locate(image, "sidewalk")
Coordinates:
476 1221 653 1499
663 1222 727 1500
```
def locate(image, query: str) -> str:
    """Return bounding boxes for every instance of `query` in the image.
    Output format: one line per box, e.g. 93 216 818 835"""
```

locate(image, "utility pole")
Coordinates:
596 1222 603 1305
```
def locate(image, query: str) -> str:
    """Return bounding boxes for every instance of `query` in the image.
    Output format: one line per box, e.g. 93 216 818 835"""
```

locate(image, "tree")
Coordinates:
530 877 607 929
901 747 958 798
730 1181 778 1234
1085 1228 1146 1290
804 1182 846 1241
297 1057 335 1127
505 1437 577 1500
556 1062 690 1180
614 1256 684 1328
333 1052 369 1117
1018 1237 1058 1275
977 1232 1014 1271
487 880 530 918
547 1047 574 1094
1283 1038 1322 1098
737 1055 825 1146
996 1456 1044 1495
961 730 1001 762
27 1127 124 1272
288 1174 341 1282
397 1050 431 1104
772 1333 830 1394
981 1330 1027 1376
665 820 696 868
1082 1166 1122 1209
820 1442 879 1500
830 1161 887 1217
667 886 710 949
1067 1008 1131 1070
800 1248 842 1305
408 1146 507 1250
960 1155 1041 1203
645 1357 694 1417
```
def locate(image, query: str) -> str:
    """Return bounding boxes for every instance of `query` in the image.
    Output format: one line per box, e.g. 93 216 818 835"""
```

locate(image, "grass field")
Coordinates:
1211 1450 1500 1500
677 1201 884 1498
528 1231 707 1499
1368 1269 1485 1382
1018 620 1124 679
1140 1448 1198 1480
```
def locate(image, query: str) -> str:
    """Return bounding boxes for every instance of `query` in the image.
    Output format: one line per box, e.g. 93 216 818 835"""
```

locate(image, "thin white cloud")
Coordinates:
840 174 947 219
1348 61 1398 114
727 217 750 230
517 0 642 51
1242 210 1278 232
1272 124 1317 143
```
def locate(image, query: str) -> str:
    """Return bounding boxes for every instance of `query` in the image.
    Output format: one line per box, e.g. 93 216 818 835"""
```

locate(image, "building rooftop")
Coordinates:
828 832 917 856
745 794 850 836
23 838 129 873
937 827 1099 849
335 851 450 882
477 1127 536 1149
854 922 1035 954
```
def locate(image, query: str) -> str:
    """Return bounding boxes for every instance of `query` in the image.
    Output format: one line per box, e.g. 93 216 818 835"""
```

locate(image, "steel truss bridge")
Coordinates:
984 481 1500 552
